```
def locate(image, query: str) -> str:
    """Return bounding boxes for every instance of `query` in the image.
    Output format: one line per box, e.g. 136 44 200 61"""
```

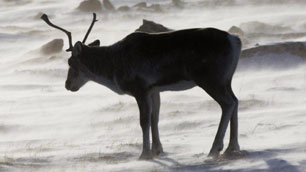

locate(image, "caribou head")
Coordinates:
41 13 99 92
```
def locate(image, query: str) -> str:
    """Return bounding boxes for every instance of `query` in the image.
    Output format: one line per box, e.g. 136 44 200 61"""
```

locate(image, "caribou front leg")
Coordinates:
151 92 163 156
135 93 153 160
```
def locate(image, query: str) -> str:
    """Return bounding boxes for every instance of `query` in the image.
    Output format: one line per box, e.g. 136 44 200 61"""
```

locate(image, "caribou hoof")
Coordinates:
208 145 223 160
152 144 164 157
208 151 220 160
139 151 153 160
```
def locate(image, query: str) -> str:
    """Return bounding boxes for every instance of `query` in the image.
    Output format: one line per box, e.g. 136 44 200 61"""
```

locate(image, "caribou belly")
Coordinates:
155 80 196 92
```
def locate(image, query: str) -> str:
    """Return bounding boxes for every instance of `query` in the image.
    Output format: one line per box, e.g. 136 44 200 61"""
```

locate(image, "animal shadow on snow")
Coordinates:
73 151 137 164
165 148 301 172
0 156 51 172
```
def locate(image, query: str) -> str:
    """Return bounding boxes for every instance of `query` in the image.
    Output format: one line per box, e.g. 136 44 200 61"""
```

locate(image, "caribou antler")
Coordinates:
41 14 73 52
82 13 98 44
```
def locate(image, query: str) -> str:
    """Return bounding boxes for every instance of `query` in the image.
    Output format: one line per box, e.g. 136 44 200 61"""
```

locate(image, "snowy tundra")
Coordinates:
0 0 306 171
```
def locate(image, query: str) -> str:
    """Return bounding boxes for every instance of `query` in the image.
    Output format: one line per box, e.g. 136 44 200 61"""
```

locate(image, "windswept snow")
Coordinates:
0 0 306 171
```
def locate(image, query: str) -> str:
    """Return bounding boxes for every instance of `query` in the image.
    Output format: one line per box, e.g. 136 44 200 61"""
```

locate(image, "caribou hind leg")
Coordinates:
223 86 241 157
196 79 239 159
150 92 164 156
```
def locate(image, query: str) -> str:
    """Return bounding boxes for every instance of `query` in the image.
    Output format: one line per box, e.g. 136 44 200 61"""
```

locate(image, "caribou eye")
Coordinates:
68 58 81 72
68 58 78 67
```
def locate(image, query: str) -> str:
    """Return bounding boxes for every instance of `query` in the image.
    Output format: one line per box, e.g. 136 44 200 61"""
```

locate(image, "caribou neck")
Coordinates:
80 46 115 83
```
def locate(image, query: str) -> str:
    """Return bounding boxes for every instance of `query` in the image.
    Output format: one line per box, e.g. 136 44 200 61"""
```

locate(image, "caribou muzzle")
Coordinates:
65 80 79 92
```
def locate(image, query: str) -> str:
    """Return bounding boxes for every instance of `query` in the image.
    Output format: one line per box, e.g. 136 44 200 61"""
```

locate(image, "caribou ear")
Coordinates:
72 41 83 57
88 39 100 47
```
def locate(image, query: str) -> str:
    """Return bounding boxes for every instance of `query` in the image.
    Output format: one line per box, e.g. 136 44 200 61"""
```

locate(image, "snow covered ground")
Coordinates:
0 0 306 171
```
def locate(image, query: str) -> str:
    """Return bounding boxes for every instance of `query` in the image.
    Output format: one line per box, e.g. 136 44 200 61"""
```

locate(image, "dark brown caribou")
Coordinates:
41 13 242 160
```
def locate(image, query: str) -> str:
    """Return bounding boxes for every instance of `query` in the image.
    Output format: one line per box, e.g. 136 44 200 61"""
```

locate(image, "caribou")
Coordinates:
41 13 242 160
